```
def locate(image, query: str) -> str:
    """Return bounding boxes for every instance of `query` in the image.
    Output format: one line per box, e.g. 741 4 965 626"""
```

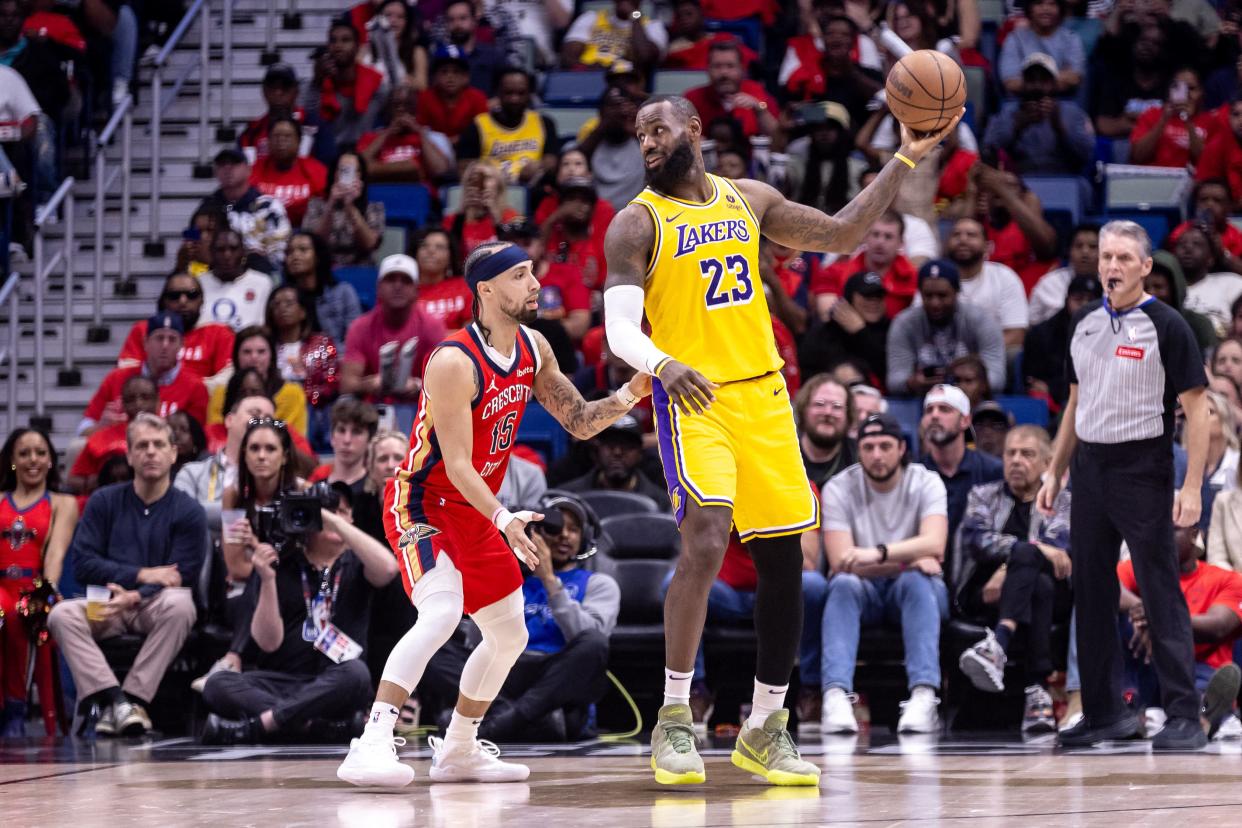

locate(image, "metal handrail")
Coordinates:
1 272 19 430
95 95 133 331
32 176 76 422
149 0 209 246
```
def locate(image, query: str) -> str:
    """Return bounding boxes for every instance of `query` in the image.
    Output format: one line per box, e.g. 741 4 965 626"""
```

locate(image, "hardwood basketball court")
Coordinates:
4 732 1241 826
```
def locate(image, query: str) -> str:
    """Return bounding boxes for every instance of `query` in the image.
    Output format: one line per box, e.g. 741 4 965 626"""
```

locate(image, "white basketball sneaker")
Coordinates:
337 734 416 788
821 687 860 734
428 736 530 782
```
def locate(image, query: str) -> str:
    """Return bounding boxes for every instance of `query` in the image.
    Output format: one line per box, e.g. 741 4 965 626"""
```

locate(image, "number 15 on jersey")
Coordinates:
700 254 754 310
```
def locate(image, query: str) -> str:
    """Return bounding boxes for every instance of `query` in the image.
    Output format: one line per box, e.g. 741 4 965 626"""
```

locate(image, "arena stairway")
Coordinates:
3 0 344 452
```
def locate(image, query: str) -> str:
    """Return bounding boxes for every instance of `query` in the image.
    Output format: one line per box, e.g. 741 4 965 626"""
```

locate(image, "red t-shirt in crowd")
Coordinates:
342 306 447 403
545 228 608 293
1197 131 1242 204
684 80 779 139
664 34 759 71
811 250 918 319
772 316 800 395
772 250 819 300
534 195 616 241
1168 220 1242 258
443 209 519 256
699 0 778 24
416 87 490 143
317 63 385 125
1119 559 1242 669
83 365 209 427
358 129 430 180
987 220 1058 295
70 422 130 480
117 321 235 379
249 155 328 227
23 12 85 52
538 261 592 316
1130 107 1221 169
417 277 474 330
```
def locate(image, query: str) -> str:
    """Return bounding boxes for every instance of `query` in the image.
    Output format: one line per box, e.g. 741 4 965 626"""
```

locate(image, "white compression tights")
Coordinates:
379 557 465 692
458 588 528 702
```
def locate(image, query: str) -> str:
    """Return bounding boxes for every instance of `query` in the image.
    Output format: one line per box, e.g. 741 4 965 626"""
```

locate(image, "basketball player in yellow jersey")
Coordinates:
603 95 961 786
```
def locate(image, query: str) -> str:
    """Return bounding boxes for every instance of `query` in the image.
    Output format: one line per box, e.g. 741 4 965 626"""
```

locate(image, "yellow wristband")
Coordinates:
894 152 916 169
653 357 673 377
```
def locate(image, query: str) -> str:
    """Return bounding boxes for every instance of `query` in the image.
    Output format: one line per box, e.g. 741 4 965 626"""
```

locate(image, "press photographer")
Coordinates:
423 492 619 741
201 481 398 744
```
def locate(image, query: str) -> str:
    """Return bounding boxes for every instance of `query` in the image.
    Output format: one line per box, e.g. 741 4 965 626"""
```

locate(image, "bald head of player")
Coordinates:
636 95 706 195
464 241 541 342
1098 219 1154 310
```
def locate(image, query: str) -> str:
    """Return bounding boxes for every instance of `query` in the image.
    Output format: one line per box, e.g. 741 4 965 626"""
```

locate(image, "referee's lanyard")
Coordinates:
301 563 343 642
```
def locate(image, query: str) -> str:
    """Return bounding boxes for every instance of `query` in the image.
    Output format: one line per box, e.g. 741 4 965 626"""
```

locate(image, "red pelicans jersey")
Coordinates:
384 324 541 612
0 492 51 573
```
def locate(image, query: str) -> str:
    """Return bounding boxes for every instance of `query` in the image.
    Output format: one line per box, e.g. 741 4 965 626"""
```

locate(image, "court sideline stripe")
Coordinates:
0 764 120 787
688 798 1242 826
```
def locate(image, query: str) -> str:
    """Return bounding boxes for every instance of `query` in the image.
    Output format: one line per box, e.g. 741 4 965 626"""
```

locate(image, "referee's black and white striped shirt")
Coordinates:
1067 298 1207 444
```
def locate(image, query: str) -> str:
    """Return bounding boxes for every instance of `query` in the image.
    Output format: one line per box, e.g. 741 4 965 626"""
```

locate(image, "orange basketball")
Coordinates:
885 50 966 135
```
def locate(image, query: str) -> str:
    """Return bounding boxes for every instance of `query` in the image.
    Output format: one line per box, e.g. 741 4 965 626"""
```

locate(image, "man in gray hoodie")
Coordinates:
886 259 1006 397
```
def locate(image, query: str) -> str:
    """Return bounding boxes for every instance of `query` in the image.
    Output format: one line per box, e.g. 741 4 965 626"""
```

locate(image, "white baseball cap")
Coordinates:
378 253 419 284
923 384 971 418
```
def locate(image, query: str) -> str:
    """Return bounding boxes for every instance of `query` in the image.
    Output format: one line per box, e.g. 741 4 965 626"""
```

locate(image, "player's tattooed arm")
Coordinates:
531 331 651 440
602 205 655 290
741 108 964 254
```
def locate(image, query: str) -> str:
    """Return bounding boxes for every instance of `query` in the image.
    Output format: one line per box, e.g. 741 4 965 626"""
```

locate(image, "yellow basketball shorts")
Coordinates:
652 370 820 541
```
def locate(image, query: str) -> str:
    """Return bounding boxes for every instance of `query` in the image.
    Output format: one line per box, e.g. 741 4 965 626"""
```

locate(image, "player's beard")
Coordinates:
645 137 696 192
504 295 538 325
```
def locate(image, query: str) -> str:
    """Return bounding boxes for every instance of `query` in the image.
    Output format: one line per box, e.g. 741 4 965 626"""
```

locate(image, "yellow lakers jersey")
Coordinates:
630 174 783 384
476 111 545 182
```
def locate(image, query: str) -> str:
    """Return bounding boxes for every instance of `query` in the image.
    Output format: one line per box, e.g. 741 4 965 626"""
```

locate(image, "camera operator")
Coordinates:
423 492 619 741
202 482 399 743
221 418 308 582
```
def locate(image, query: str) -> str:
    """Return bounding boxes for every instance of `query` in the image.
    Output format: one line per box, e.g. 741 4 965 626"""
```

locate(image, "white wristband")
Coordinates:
492 507 516 532
615 384 640 407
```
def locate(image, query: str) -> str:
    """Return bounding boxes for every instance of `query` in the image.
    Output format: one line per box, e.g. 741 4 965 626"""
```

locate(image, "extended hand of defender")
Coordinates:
502 510 545 569
896 107 965 164
657 360 718 416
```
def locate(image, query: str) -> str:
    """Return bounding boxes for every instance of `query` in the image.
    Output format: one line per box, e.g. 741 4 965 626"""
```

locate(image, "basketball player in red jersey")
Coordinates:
338 241 651 787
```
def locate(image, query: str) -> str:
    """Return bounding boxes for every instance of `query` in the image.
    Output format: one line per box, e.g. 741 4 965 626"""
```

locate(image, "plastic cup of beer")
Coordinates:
86 585 111 622
221 509 246 545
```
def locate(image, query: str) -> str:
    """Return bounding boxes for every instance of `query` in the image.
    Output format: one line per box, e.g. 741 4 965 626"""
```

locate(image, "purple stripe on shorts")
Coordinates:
652 378 688 525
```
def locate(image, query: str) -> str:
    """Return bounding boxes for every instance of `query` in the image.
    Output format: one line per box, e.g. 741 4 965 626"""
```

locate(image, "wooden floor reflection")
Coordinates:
4 733 1242 827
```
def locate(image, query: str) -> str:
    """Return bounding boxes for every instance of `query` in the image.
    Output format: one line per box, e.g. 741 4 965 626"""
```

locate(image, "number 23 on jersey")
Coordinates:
700 254 754 309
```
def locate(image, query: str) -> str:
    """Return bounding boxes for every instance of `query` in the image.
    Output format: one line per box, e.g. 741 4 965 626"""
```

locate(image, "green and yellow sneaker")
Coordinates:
650 704 706 785
731 710 821 786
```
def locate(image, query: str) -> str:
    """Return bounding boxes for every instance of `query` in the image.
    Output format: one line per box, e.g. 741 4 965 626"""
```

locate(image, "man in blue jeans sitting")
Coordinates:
819 413 950 734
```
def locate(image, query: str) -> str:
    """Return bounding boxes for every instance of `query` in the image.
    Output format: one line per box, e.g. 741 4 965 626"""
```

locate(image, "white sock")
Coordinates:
747 679 788 730
663 668 694 707
911 685 937 701
444 710 481 748
363 702 399 740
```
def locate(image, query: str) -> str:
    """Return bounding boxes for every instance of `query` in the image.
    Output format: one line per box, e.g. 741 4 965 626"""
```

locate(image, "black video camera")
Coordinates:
254 482 343 557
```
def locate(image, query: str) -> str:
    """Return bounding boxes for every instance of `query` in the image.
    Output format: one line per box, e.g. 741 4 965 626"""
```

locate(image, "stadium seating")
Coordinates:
578 490 660 519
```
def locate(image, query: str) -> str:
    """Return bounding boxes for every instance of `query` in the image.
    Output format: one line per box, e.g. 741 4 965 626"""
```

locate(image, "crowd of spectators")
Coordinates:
11 0 1242 743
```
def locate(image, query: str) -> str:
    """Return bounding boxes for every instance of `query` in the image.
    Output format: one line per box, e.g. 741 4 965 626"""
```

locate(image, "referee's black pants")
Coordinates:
1070 437 1199 722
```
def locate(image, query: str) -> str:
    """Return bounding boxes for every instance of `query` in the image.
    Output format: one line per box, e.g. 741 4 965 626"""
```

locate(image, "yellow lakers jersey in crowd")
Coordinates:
475 111 545 182
629 174 783 385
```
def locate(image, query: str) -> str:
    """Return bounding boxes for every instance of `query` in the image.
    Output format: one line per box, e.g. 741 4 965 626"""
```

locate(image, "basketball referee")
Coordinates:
1038 220 1209 750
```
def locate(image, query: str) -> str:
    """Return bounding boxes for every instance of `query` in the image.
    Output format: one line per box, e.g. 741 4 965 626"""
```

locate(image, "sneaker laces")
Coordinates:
769 726 801 761
899 695 941 711
362 733 406 757
476 739 503 759
660 719 697 754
